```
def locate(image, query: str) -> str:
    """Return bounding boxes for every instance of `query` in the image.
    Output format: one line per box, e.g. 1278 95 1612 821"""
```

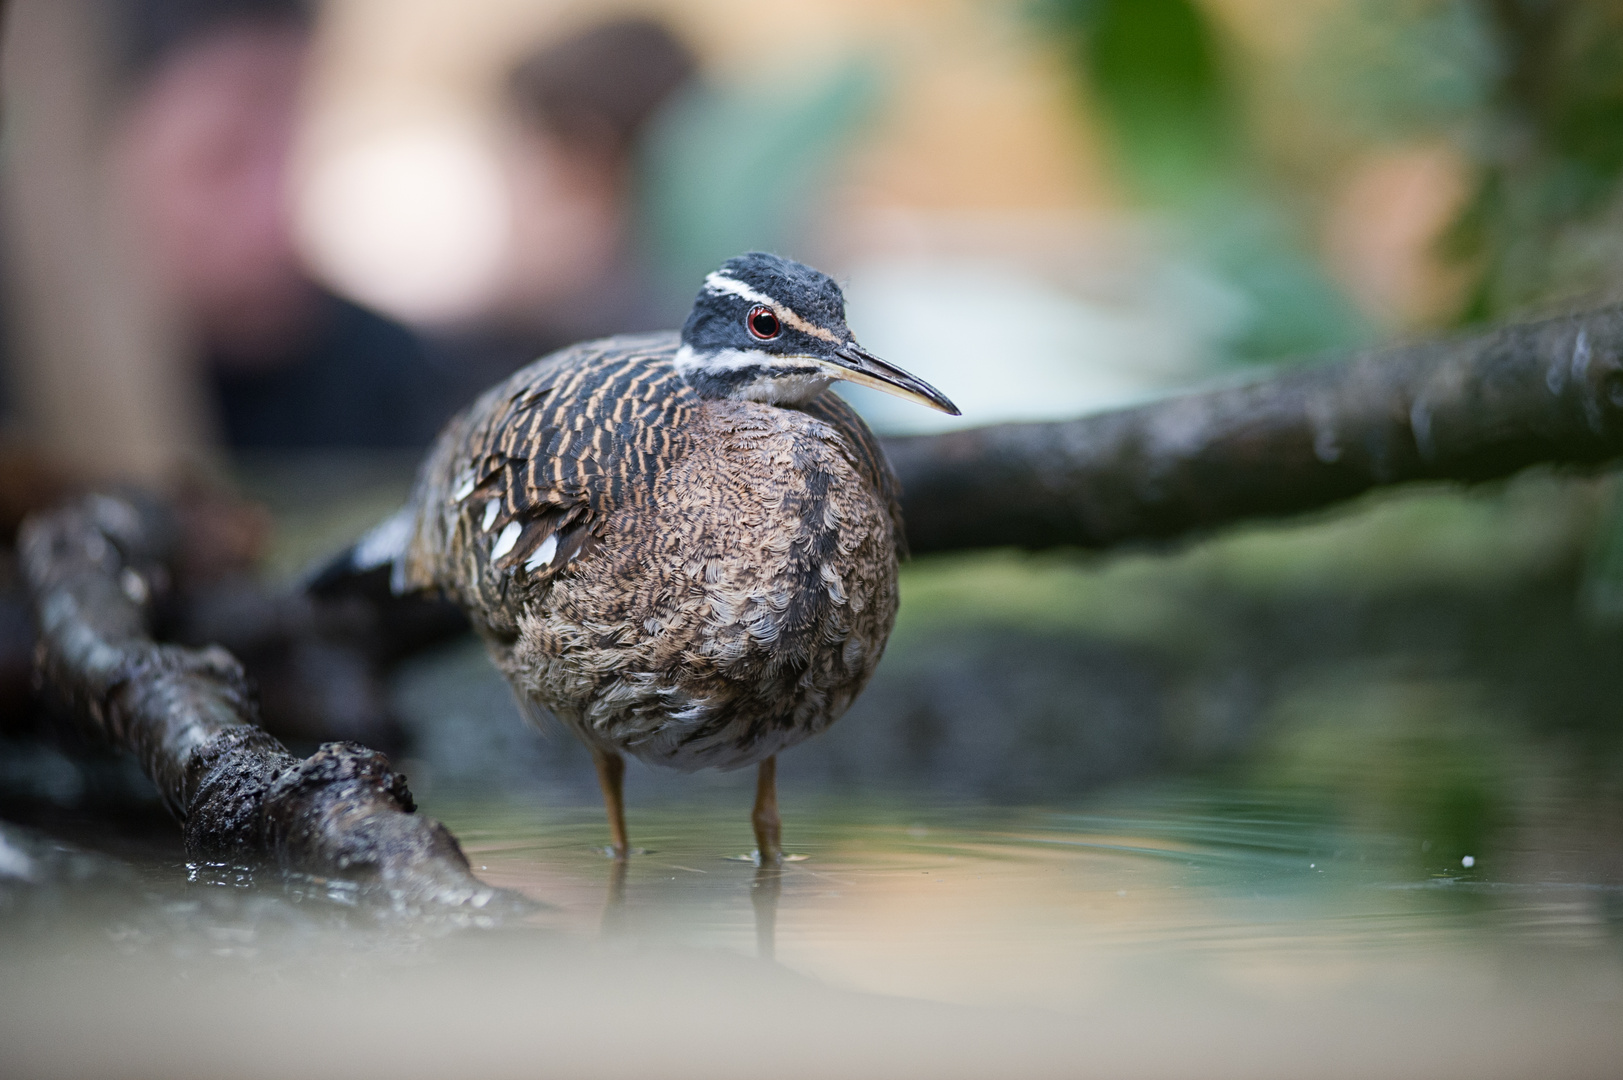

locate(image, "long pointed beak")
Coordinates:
824 344 960 416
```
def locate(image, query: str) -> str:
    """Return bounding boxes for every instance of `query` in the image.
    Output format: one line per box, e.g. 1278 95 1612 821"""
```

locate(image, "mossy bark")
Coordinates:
886 306 1623 554
20 493 502 910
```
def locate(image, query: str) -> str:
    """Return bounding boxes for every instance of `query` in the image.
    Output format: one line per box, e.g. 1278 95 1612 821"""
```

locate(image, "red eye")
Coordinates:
747 306 781 340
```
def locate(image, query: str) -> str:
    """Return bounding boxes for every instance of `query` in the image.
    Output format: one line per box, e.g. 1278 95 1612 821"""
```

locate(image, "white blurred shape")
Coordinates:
0 832 36 882
838 258 1240 435
296 125 509 325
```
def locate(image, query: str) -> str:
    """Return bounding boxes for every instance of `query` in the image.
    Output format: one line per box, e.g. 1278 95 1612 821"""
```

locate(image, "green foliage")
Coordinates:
636 60 882 308
1044 0 1237 200
1304 0 1623 320
1188 193 1369 362
1038 0 1623 357
1304 0 1499 139
1035 0 1368 362
1450 2 1623 319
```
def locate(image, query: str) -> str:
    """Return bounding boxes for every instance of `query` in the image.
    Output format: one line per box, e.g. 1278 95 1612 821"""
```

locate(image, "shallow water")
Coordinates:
6 469 1623 1077
446 778 1623 1011
5 776 1622 1079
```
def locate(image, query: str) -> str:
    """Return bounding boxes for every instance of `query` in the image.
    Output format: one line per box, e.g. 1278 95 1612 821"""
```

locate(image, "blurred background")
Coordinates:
2 0 1623 826
9 0 1623 453
1 3 1623 1056
1 0 1621 779
10 0 1601 471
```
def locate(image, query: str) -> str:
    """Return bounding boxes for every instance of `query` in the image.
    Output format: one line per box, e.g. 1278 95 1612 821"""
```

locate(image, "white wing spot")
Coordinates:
524 533 559 571
480 498 500 531
451 473 476 502
491 521 522 561
353 510 412 570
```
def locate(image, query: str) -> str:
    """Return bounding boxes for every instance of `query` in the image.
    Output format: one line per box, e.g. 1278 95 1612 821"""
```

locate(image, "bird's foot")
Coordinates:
728 851 808 866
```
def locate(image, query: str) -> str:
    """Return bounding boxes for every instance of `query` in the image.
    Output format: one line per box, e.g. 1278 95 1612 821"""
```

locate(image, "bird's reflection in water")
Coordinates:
750 865 783 961
597 855 783 961
600 857 630 937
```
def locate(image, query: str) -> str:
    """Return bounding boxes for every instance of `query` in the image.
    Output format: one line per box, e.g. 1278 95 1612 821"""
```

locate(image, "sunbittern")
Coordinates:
323 253 957 862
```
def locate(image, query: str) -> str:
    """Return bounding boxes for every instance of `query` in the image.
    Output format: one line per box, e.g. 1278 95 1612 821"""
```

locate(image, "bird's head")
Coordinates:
675 252 959 415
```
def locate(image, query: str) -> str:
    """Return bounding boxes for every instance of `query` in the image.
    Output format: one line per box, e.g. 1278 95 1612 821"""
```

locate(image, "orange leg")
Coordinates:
751 755 782 866
593 748 629 858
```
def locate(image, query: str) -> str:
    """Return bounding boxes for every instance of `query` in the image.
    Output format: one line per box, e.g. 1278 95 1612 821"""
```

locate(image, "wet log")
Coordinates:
18 492 501 911
885 306 1623 554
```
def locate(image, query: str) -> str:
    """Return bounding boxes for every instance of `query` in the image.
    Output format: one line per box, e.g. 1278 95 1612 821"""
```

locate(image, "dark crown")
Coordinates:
680 252 852 356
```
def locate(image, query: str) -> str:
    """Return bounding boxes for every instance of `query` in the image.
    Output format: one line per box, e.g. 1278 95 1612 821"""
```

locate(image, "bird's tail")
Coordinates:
304 506 414 600
303 507 469 659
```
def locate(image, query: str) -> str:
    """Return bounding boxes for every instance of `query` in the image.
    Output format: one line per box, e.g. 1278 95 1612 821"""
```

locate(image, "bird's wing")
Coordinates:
796 389 908 558
398 332 700 616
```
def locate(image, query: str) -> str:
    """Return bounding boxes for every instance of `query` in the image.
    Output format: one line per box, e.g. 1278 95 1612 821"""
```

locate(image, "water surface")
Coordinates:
6 467 1623 1077
445 776 1623 1014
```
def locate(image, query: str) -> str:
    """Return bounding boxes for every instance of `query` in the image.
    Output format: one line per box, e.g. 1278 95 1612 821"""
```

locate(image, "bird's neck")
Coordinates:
672 344 833 407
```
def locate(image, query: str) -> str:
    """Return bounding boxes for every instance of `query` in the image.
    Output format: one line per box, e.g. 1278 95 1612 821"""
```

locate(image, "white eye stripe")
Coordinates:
703 273 841 344
675 346 824 372
703 272 776 308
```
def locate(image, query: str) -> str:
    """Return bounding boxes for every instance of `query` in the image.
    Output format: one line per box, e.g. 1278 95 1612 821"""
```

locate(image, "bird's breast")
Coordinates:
507 396 900 767
649 401 890 659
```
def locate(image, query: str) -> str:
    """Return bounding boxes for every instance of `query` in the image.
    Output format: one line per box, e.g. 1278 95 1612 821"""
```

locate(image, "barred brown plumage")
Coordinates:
339 253 956 861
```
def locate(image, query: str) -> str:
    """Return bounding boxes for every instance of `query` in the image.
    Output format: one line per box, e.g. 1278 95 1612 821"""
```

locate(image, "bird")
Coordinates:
317 252 957 863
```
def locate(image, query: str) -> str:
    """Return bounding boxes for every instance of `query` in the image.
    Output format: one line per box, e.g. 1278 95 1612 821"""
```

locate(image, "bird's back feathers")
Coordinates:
343 332 902 633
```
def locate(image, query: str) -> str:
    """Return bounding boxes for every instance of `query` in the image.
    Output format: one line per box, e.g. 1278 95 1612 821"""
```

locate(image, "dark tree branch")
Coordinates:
19 493 505 911
886 306 1623 554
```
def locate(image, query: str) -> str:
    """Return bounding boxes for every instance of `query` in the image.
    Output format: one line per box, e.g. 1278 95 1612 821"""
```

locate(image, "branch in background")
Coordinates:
18 493 504 911
886 306 1623 554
